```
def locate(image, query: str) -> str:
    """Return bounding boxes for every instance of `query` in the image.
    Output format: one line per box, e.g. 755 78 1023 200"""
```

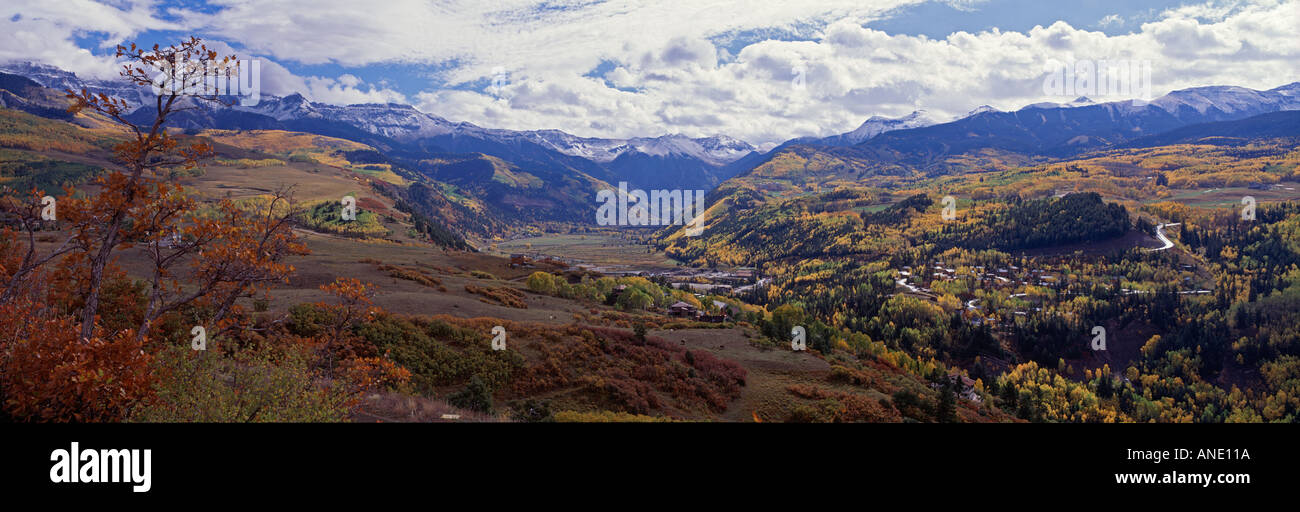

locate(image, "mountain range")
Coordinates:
3 60 1300 234
731 80 1300 183
0 62 758 193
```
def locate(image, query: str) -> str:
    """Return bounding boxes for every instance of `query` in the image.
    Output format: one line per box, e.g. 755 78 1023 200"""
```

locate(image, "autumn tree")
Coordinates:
135 187 307 339
0 37 308 339
310 277 409 392
312 277 380 370
317 277 380 347
0 36 309 421
0 188 73 302
60 37 234 340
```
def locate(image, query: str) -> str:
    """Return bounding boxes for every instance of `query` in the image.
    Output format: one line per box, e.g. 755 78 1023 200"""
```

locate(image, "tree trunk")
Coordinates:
78 219 122 340
78 168 140 341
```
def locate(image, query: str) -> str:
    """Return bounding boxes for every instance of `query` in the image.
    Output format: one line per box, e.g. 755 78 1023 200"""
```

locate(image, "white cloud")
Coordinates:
4 0 1300 146
286 0 1300 145
303 75 407 105
197 39 407 105
0 0 178 79
0 3 407 107
1098 14 1125 27
412 0 1300 145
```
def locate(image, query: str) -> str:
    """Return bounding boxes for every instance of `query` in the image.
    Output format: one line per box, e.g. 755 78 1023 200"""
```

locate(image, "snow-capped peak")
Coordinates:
1269 82 1300 97
617 134 755 165
1150 85 1292 115
962 105 1001 118
241 93 318 120
1269 82 1300 110
0 61 154 110
836 110 941 145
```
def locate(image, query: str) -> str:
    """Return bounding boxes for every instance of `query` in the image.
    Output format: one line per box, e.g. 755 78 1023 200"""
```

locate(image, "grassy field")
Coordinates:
649 327 832 421
1156 182 1300 208
182 160 377 204
275 232 623 323
496 233 679 269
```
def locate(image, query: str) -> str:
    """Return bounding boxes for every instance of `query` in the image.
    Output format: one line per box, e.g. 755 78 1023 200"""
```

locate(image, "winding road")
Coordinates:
1147 222 1180 252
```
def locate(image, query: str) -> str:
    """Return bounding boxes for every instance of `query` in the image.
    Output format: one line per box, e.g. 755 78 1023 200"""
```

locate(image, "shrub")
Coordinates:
447 375 494 414
377 264 444 290
786 385 902 423
465 284 527 308
510 325 746 414
131 344 354 422
354 314 524 394
508 398 555 422
553 410 674 422
0 300 154 422
287 302 333 338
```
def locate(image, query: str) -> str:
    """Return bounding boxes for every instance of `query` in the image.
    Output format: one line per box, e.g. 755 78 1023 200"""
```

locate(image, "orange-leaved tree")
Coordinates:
317 277 380 357
0 36 309 421
61 37 231 340
314 277 408 391
132 186 307 340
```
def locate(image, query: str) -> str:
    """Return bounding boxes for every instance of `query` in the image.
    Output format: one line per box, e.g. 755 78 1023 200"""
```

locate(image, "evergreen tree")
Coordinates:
448 375 494 414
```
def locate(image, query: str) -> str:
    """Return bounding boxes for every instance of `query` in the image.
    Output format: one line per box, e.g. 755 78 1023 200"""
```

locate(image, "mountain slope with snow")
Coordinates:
719 80 1300 184
0 63 755 192
795 110 944 148
821 110 945 146
846 82 1300 163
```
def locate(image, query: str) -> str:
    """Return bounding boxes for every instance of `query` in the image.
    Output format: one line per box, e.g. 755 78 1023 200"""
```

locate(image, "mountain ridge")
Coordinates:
0 62 754 192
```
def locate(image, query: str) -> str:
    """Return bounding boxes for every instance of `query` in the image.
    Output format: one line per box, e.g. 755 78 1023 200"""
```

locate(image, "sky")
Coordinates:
2 0 1299 147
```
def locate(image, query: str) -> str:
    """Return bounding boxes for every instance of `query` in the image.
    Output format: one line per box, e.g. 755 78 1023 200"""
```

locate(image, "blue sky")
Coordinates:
73 0 1193 96
870 0 1182 38
3 0 1298 145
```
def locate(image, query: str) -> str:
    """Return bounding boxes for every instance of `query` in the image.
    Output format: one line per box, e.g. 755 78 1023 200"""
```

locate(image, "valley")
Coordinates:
9 1 1300 500
2 53 1300 424
496 233 679 270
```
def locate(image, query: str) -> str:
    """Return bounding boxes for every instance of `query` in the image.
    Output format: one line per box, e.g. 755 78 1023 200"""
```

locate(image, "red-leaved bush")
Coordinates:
506 324 747 414
0 299 155 421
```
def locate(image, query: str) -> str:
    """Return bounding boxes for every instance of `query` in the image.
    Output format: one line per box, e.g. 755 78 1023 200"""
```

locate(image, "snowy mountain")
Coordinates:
0 62 754 191
847 81 1300 162
783 82 1300 157
233 90 755 170
720 80 1300 182
7 61 1297 191
815 110 944 146
1023 96 1097 110
619 134 755 166
0 62 155 111
961 105 1002 118
1149 84 1300 116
